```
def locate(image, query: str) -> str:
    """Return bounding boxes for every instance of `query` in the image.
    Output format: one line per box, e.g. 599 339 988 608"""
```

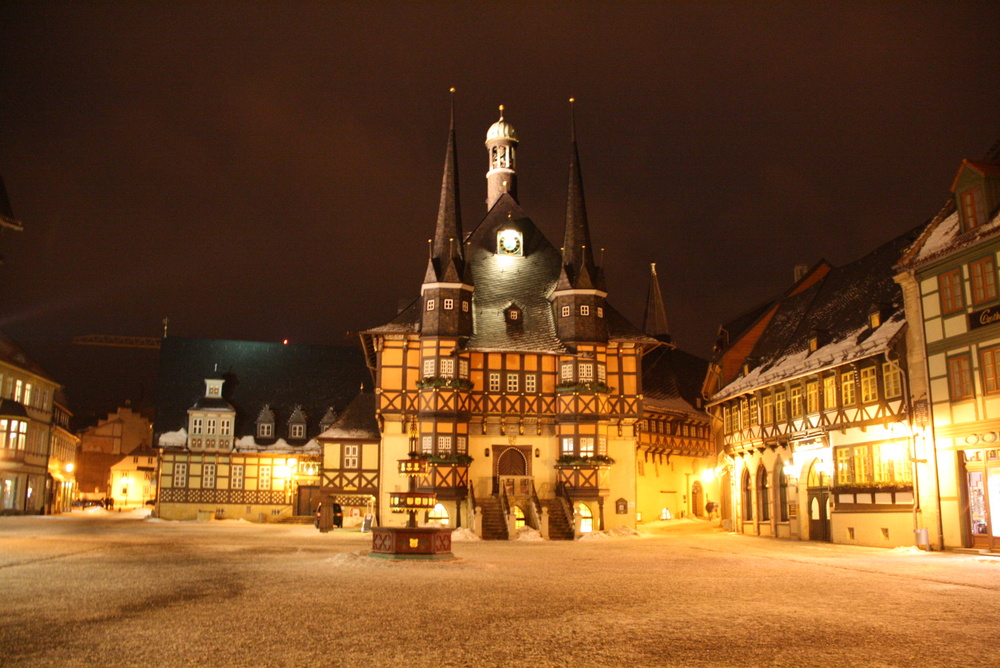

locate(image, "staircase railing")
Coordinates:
556 482 576 534
499 482 512 537
466 479 477 530
529 480 543 530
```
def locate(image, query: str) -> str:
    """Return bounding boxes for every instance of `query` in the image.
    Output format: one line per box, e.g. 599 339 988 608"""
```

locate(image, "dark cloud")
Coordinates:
1 1 998 423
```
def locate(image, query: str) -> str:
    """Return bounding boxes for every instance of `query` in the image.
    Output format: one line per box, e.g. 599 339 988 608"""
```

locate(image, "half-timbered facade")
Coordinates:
317 391 380 527
362 104 664 536
895 152 1000 552
154 337 368 522
707 227 925 547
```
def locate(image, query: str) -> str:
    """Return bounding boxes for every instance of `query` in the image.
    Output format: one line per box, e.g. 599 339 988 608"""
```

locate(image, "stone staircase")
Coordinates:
542 498 575 540
478 497 509 540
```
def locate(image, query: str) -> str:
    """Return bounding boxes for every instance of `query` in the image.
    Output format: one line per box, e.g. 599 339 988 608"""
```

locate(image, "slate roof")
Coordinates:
642 345 710 418
318 391 380 440
711 224 925 403
154 337 370 446
365 193 655 352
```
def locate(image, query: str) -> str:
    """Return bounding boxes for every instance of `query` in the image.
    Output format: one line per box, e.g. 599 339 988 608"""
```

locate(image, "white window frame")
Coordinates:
561 437 575 456
203 464 216 489
438 435 452 453
290 423 305 439
525 374 537 393
443 298 454 310
579 363 594 381
231 464 244 490
580 305 590 316
439 358 455 378
423 358 436 378
506 374 519 393
561 305 570 317
421 435 433 454
174 463 188 488
488 373 501 392
560 362 574 382
344 444 359 469
259 465 272 490
579 437 595 457
426 298 436 311
258 422 273 438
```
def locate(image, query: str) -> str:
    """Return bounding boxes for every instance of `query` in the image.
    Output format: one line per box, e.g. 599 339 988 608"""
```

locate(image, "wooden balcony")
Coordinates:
555 464 610 498
416 463 470 501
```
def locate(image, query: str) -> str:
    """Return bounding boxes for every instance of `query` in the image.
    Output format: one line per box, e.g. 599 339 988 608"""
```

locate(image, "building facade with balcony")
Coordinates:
705 227 930 548
895 152 1000 552
153 337 368 522
361 104 711 537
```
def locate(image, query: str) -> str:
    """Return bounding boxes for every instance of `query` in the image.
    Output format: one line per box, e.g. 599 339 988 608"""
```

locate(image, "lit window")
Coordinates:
980 346 1000 395
579 437 595 457
259 466 271 490
561 437 575 456
203 464 216 489
762 394 774 423
970 256 998 305
775 390 787 421
806 381 819 413
443 298 454 310
883 363 902 399
231 465 244 490
561 305 570 317
423 358 435 378
841 371 856 406
579 363 594 381
597 307 604 318
462 300 469 312
597 364 606 382
598 436 607 455
440 358 455 378
173 463 188 488
939 268 965 315
860 367 878 403
422 436 433 453
488 373 501 392
459 358 469 378
757 466 770 522
561 362 574 382
438 436 452 453
740 398 749 427
823 375 837 408
456 436 467 454
790 386 803 417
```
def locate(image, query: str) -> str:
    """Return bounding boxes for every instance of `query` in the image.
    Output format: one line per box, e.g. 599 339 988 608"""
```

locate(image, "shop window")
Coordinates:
742 469 753 521
757 466 771 522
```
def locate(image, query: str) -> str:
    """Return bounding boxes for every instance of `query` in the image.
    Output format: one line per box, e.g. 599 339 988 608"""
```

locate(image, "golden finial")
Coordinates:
499 104 505 119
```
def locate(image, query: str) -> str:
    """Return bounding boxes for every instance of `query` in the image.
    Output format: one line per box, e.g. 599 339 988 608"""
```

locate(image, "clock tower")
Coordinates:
485 105 518 209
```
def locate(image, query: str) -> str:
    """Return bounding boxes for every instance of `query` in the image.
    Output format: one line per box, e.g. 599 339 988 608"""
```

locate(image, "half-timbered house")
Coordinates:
154 337 368 522
316 391 380 527
895 151 1000 552
706 227 926 547
360 102 718 537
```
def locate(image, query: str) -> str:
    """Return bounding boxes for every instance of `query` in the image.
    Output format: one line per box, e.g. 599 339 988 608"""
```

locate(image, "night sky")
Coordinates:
1 2 998 426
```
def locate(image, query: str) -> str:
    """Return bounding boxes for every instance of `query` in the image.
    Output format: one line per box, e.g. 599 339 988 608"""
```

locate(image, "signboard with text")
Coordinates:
969 306 1000 330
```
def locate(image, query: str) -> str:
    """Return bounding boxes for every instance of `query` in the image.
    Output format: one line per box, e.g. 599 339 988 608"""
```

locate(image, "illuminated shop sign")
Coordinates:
968 306 1000 330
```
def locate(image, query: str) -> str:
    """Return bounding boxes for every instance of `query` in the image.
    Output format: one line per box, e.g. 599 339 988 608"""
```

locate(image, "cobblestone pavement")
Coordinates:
1 513 998 667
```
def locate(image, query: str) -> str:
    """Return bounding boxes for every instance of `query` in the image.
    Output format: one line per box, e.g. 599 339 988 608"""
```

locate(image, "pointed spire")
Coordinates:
643 262 672 342
562 98 597 287
429 87 463 279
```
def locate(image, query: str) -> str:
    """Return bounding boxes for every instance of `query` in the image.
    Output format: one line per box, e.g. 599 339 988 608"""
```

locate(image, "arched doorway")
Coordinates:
807 459 831 542
513 505 526 530
428 503 450 526
496 447 528 476
691 481 705 517
575 503 594 533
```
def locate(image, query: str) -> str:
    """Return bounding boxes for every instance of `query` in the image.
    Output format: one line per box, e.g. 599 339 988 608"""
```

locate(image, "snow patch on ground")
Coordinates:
579 525 644 540
974 556 1000 565
450 528 480 542
514 527 544 541
889 546 927 556
323 551 484 569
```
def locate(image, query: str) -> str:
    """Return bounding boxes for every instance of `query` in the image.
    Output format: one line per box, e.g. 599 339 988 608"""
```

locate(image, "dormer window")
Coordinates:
256 404 275 440
808 336 819 353
868 311 882 329
960 186 987 231
505 303 522 323
287 405 308 440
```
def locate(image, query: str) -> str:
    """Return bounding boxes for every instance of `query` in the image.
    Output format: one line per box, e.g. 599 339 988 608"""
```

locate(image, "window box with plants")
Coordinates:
416 377 474 391
555 381 613 394
831 481 914 506
555 454 616 468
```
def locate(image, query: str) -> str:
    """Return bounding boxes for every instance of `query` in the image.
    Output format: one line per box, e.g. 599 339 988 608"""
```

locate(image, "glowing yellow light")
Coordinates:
700 468 716 483
65 463 75 473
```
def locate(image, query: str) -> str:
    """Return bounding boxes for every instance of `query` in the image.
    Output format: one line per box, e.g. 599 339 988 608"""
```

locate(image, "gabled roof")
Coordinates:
950 158 1000 192
0 328 56 384
318 391 379 441
642 345 709 419
154 337 369 444
711 224 924 403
